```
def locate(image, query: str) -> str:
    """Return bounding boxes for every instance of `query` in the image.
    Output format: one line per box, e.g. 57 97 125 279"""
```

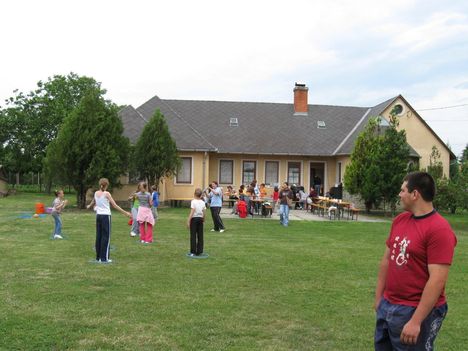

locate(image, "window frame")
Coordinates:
219 159 234 185
264 160 279 186
287 161 301 185
242 160 257 185
175 156 193 184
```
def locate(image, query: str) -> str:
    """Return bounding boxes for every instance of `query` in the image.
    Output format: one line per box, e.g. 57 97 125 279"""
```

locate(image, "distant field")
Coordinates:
0 193 466 350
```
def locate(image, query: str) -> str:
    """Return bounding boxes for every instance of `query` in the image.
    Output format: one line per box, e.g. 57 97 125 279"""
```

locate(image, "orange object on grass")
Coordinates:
35 202 45 214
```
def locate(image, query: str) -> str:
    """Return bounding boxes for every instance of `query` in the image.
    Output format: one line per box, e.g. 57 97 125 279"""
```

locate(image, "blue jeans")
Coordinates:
52 212 62 235
375 298 447 351
279 204 289 226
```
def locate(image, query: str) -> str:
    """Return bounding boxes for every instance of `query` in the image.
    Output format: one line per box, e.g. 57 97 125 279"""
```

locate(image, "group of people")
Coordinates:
49 172 458 349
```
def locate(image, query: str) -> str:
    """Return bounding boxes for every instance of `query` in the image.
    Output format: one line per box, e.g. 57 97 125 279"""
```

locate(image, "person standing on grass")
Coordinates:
206 180 225 232
187 188 206 256
128 184 140 237
51 189 68 239
374 171 457 350
135 181 155 243
277 182 293 227
87 178 131 263
151 185 159 222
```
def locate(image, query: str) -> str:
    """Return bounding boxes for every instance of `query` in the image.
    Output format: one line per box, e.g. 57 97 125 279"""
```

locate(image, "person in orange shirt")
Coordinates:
259 183 267 198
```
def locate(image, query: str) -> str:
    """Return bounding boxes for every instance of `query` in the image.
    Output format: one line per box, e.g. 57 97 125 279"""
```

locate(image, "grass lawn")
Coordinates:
0 193 466 350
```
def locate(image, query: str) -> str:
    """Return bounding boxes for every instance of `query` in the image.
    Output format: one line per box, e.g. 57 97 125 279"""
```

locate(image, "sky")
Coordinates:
1 0 467 157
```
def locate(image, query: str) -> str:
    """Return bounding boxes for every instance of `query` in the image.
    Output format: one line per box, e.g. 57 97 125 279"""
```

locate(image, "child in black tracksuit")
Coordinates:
187 188 206 256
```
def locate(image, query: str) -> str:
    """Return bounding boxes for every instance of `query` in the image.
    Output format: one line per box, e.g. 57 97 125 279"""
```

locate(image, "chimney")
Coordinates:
293 82 308 115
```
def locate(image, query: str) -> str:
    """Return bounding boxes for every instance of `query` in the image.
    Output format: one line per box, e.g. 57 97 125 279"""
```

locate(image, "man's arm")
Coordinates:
375 247 390 311
400 264 451 345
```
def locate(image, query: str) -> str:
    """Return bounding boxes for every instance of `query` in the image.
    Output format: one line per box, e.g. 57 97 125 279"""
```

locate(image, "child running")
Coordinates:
187 188 206 256
51 189 68 239
135 181 155 243
87 178 131 263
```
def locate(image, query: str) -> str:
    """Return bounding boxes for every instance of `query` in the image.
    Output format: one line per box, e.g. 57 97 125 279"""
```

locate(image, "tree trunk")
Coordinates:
77 184 87 209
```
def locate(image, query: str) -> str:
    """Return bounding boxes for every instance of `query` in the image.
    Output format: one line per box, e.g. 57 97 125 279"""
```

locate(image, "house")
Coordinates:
116 83 455 203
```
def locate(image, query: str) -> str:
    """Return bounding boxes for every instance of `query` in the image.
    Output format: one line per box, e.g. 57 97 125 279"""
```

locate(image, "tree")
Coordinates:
461 143 468 163
426 145 444 181
44 89 129 208
377 114 410 213
0 73 104 183
344 117 382 212
344 111 409 214
133 109 180 187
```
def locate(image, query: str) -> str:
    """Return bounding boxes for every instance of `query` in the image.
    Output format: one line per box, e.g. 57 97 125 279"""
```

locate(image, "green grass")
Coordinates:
0 193 466 350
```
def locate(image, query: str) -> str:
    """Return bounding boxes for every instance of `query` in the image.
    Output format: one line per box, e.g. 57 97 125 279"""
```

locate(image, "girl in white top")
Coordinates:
87 178 131 263
187 188 206 256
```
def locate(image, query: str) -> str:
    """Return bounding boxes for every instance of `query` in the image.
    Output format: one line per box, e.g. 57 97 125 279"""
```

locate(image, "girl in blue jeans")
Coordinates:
51 189 68 239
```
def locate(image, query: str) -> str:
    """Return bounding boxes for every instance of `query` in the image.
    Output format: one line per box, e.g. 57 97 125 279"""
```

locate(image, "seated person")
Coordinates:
296 189 307 210
225 185 238 208
259 183 267 198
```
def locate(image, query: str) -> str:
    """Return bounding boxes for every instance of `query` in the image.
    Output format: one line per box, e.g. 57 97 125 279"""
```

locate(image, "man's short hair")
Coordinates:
403 171 436 202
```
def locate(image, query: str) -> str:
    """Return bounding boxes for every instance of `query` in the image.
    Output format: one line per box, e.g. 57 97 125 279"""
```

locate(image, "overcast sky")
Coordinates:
1 0 467 156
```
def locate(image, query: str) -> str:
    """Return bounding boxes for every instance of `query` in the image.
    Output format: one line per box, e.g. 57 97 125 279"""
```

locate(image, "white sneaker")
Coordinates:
141 240 145 243
54 234 63 239
210 229 215 232
130 232 137 237
219 229 225 233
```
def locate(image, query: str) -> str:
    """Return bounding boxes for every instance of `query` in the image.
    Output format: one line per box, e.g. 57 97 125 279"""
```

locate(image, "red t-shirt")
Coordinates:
384 210 457 307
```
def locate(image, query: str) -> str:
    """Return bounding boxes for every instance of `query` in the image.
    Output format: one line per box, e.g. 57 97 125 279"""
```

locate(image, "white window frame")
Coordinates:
264 160 280 186
241 159 257 185
287 161 303 185
174 156 193 185
219 159 234 185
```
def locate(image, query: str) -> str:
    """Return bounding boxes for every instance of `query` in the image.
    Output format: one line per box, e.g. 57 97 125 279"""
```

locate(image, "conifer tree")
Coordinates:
133 109 180 188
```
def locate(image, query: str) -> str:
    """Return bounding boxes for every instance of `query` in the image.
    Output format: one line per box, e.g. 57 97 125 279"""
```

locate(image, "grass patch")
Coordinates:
0 193 467 350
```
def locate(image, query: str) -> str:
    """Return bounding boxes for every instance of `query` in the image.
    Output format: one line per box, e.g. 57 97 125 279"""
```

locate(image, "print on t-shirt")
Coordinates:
390 235 411 266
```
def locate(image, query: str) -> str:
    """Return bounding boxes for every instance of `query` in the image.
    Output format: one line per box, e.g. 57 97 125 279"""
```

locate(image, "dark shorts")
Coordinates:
375 298 447 351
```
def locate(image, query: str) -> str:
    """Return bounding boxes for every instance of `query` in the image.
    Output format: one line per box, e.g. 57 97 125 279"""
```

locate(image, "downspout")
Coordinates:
202 151 207 190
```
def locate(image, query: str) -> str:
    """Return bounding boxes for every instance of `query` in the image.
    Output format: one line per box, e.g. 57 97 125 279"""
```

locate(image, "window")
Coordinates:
265 161 279 186
288 162 301 185
242 161 256 184
393 104 404 116
176 157 192 184
317 120 326 129
219 160 233 184
229 117 238 127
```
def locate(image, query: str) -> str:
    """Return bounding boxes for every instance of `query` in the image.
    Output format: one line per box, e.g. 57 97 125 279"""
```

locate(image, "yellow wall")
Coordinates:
112 153 339 202
381 98 451 177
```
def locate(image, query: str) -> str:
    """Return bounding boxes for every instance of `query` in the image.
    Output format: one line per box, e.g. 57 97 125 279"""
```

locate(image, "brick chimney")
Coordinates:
293 82 308 115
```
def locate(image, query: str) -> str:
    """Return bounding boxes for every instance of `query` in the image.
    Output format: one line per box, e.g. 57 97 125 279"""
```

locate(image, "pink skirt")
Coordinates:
137 206 155 225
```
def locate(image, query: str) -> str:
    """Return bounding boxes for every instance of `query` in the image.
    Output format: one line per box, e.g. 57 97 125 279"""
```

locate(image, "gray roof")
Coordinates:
119 95 422 157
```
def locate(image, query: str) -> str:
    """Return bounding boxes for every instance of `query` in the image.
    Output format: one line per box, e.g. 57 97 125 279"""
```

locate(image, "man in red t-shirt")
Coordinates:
374 172 457 350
